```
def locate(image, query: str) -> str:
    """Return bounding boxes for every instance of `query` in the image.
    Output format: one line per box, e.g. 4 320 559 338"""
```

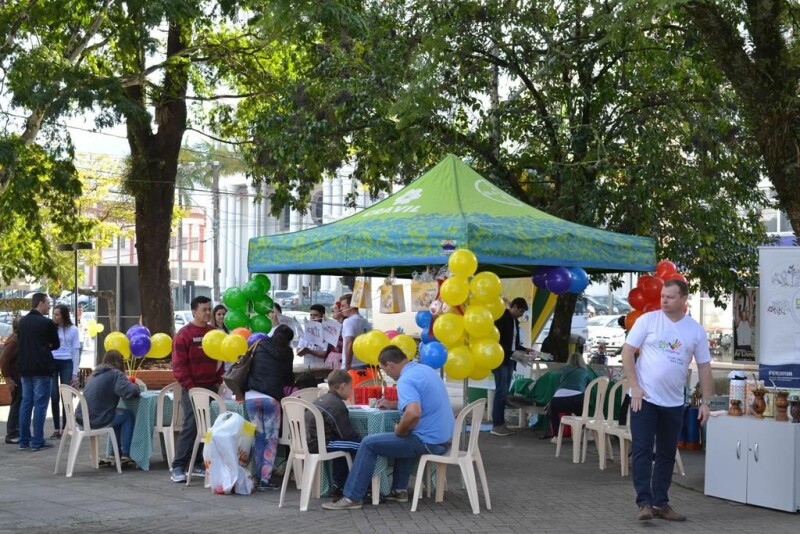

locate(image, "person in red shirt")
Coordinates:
169 296 221 483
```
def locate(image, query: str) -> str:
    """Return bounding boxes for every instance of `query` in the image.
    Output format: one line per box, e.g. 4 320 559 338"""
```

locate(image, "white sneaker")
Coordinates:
170 467 187 483
490 425 513 436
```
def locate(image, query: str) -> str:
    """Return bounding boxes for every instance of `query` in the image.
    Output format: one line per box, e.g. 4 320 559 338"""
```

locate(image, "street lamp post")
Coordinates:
56 242 93 325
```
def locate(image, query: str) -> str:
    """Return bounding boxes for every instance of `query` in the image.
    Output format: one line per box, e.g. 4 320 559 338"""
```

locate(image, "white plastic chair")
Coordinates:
155 382 183 466
54 384 122 477
279 397 353 511
410 398 490 515
582 379 627 469
555 376 609 463
185 388 226 486
290 387 324 401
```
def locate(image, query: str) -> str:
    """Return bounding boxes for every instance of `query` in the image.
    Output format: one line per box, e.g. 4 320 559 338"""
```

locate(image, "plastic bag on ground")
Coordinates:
203 412 254 495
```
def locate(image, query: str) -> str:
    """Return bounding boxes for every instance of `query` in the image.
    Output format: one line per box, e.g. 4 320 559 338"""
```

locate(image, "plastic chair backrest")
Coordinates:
605 379 628 425
188 388 226 437
577 376 609 421
446 398 486 458
290 387 322 402
59 384 83 432
281 397 328 456
157 382 182 429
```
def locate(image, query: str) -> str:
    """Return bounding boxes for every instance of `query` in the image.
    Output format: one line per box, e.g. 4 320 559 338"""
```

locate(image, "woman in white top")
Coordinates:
51 304 81 438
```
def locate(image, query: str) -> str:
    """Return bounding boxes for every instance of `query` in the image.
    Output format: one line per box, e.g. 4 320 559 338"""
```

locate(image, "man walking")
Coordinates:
491 297 528 436
17 293 59 451
322 346 454 509
621 279 712 522
169 296 221 482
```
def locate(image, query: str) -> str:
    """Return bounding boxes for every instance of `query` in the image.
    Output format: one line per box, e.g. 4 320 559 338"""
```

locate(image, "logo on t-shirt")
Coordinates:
656 338 683 363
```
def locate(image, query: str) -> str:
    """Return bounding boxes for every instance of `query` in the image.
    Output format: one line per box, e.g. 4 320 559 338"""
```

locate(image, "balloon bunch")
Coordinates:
202 327 269 364
353 329 418 366
625 259 687 329
220 274 275 334
409 249 506 381
104 326 172 379
85 319 105 338
531 266 590 295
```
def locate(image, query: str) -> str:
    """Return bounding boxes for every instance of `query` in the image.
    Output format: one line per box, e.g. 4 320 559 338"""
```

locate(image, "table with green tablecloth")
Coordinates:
106 391 169 470
317 407 401 498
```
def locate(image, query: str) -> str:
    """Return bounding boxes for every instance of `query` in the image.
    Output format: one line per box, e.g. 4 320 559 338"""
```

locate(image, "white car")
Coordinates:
174 310 194 331
586 314 626 350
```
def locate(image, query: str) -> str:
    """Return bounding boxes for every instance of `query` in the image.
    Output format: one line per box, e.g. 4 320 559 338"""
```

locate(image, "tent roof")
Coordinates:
248 155 655 277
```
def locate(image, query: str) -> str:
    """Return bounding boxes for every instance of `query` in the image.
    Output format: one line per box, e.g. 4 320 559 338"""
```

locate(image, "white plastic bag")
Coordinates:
203 412 254 495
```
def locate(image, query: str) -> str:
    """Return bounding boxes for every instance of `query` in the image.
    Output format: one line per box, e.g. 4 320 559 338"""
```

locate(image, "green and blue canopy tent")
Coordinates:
248 155 655 280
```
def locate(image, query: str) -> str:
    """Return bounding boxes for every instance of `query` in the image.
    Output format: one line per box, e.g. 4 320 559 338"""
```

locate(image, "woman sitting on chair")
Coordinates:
548 349 592 437
75 350 141 466
245 324 295 491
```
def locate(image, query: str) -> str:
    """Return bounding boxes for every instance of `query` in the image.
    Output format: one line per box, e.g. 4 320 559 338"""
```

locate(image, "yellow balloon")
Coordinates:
202 329 227 361
440 276 470 306
104 332 131 360
359 330 390 366
353 333 370 361
483 297 506 321
462 305 494 338
444 346 474 380
432 313 465 345
470 271 502 302
472 326 501 345
448 249 478 278
471 340 505 370
221 334 248 363
441 336 465 350
146 333 173 359
469 364 491 380
389 334 417 360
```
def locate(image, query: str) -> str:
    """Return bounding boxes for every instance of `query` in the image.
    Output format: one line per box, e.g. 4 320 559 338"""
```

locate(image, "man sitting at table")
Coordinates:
322 346 454 510
306 370 361 496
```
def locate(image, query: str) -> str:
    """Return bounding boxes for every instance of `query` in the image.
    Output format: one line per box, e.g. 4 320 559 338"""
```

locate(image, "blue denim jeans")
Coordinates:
343 432 449 502
629 400 684 507
51 359 74 431
110 408 135 455
19 376 53 448
492 362 514 427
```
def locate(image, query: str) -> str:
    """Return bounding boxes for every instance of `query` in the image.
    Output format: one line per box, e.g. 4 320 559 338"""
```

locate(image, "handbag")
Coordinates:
222 340 260 400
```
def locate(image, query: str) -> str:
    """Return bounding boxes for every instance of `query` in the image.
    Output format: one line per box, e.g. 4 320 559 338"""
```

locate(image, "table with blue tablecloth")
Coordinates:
107 391 169 470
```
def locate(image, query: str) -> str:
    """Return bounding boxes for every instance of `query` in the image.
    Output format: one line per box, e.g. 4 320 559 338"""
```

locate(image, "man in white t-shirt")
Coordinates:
339 293 371 370
621 279 712 523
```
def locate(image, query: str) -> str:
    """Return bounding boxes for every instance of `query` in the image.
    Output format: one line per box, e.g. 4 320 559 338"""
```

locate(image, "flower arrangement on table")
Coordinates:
104 325 173 381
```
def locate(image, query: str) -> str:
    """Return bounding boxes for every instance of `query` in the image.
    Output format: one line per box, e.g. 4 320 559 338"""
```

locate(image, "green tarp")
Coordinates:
248 155 655 276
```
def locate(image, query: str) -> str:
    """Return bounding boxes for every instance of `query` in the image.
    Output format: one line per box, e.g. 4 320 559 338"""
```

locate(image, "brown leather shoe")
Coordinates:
637 505 653 521
653 504 686 521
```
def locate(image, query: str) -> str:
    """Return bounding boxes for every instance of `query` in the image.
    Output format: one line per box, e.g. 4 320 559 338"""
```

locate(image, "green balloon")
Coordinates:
222 287 247 311
223 309 249 331
249 314 273 334
253 296 274 315
253 274 271 293
242 280 263 301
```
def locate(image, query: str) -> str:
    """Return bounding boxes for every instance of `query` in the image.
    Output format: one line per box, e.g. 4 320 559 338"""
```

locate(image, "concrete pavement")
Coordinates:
1 406 798 534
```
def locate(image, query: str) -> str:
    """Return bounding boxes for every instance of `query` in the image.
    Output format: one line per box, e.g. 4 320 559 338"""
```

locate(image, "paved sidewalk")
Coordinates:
1 409 798 534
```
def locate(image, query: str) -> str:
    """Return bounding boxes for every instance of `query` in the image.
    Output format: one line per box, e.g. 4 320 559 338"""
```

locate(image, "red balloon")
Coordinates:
655 260 678 279
627 288 648 310
663 272 687 283
625 309 643 331
638 275 664 301
643 303 659 313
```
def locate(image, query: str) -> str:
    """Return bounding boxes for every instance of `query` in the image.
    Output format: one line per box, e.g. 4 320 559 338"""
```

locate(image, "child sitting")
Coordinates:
76 350 141 466
306 370 361 495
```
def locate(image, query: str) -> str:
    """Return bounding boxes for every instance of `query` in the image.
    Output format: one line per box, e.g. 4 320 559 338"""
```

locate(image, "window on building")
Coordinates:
311 191 324 225
169 236 177 249
281 204 291 231
170 268 177 280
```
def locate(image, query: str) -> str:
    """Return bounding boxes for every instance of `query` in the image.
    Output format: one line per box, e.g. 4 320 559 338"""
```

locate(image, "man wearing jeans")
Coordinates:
323 346 454 510
17 293 60 451
621 279 712 522
491 297 528 436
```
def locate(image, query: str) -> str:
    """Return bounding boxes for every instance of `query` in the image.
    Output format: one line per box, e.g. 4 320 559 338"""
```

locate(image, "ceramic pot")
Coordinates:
728 399 743 417
752 390 767 418
775 391 790 422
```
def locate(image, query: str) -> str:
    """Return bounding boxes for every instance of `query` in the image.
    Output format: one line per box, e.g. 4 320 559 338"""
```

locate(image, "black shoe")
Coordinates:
31 442 54 451
256 480 281 492
328 485 344 498
5 437 20 444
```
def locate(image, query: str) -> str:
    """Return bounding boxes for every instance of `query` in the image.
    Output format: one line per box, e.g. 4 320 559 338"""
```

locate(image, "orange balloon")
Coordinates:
231 327 252 339
625 309 643 331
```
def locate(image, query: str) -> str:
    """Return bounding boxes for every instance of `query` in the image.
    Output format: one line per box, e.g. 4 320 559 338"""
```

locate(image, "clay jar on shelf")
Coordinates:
774 390 790 422
728 399 743 417
752 389 767 418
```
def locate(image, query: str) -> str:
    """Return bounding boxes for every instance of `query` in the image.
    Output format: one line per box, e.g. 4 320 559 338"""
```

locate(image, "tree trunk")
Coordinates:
549 293 578 363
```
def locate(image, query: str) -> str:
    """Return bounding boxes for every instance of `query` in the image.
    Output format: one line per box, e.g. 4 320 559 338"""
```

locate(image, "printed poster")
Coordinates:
758 247 800 387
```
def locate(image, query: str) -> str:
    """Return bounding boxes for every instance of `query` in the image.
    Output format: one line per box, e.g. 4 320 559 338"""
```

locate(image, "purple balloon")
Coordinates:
130 334 151 358
247 332 268 347
545 267 572 295
567 267 589 294
420 341 447 369
532 266 550 289
126 325 151 341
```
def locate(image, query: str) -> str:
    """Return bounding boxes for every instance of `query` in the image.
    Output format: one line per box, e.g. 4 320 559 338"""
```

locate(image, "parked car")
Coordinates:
587 294 632 315
586 314 626 351
0 321 12 352
310 291 337 307
272 290 299 307
174 310 194 331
